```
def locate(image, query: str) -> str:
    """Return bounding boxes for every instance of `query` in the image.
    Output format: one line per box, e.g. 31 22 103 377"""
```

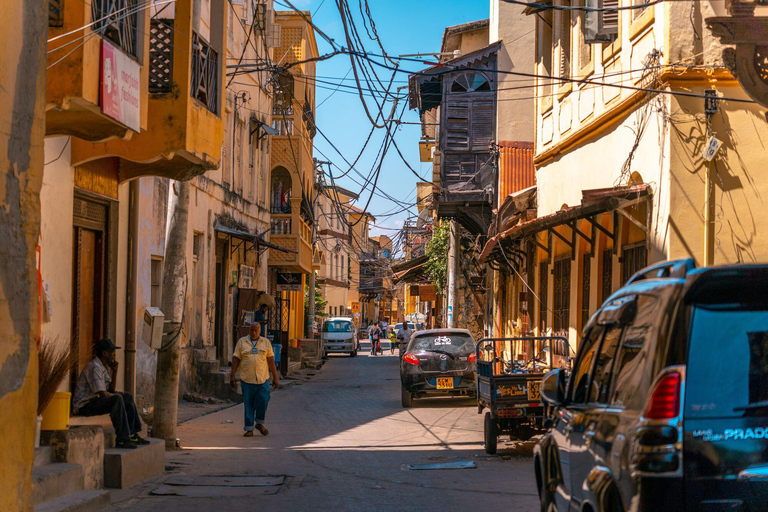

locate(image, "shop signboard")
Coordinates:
419 285 436 301
101 40 141 132
350 301 360 314
276 272 302 291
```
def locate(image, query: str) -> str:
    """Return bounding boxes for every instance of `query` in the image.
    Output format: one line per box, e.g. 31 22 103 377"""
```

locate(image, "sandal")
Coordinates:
255 424 269 436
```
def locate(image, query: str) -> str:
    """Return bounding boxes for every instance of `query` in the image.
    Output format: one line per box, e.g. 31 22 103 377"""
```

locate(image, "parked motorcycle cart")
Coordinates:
475 336 569 454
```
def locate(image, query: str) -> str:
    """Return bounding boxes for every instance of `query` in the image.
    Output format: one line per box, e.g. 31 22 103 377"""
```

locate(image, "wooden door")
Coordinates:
72 226 105 375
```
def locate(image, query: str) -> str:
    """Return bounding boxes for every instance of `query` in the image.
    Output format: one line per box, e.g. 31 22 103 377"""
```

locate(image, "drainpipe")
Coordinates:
124 180 140 395
446 220 457 328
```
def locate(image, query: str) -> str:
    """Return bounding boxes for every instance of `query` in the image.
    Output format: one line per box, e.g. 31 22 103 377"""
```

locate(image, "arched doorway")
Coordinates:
271 167 292 214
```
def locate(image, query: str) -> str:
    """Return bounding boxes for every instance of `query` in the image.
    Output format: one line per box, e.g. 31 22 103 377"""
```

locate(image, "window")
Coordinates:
578 7 593 71
581 254 591 330
539 261 549 332
622 242 647 285
553 257 571 335
610 295 661 409
558 2 572 80
450 72 491 93
584 0 619 43
539 10 554 102
686 307 768 419
150 257 163 308
601 249 613 304
569 325 604 404
193 232 203 260
92 0 140 57
588 325 622 403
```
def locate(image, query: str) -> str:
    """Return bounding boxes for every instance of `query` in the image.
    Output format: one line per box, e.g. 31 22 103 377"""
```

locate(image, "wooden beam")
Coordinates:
569 220 593 244
616 207 648 233
586 216 613 238
529 235 550 257
549 227 572 247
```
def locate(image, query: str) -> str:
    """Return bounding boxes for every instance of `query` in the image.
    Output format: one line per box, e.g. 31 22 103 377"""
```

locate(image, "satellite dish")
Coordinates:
416 208 430 229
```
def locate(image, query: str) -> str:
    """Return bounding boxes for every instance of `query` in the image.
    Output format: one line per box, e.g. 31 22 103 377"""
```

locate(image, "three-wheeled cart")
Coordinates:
475 336 569 454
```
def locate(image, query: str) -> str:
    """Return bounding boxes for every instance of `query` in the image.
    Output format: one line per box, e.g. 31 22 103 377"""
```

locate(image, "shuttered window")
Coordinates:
584 0 619 43
600 0 620 36
470 97 494 151
444 96 470 152
559 1 572 79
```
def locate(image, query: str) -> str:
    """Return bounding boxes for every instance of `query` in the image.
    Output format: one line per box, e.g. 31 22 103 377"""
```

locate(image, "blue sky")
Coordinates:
274 0 490 237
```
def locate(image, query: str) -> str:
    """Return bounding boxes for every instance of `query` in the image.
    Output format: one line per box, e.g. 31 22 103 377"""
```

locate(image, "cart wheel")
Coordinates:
484 412 497 455
401 387 413 408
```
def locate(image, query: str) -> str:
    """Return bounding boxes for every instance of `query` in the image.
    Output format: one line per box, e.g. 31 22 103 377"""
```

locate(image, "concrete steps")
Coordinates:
104 438 165 489
193 359 244 403
32 463 84 506
34 447 54 468
35 490 111 512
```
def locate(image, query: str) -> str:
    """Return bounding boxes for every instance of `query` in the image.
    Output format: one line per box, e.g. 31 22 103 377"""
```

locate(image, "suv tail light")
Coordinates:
468 352 477 363
644 372 681 420
403 354 420 366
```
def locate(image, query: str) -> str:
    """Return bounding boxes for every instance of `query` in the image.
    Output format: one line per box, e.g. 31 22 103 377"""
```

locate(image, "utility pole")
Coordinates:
153 179 191 449
446 220 457 328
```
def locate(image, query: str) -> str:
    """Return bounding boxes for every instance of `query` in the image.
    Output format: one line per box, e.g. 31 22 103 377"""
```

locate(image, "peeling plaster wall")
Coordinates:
0 1 46 509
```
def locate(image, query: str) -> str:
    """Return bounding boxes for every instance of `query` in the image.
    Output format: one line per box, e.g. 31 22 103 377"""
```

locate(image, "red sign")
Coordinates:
101 40 140 132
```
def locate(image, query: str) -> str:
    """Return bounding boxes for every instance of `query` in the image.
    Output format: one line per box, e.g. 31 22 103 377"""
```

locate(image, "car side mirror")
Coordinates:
540 369 566 407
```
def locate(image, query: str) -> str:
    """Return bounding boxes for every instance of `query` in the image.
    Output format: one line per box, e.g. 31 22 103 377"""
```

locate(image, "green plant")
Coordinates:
305 272 329 317
425 220 450 295
38 337 73 416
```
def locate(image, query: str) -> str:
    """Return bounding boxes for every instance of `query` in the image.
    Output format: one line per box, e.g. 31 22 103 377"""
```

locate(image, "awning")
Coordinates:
213 220 296 254
480 184 650 264
392 255 429 284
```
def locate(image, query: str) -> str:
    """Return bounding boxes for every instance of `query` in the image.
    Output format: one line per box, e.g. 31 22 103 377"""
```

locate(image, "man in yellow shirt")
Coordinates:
230 322 279 437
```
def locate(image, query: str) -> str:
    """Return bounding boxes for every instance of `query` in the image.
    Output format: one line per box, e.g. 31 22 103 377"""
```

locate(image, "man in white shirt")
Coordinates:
230 322 279 437
396 322 414 354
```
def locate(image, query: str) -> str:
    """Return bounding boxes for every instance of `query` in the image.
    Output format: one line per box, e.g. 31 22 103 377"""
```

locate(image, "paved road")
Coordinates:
110 342 540 512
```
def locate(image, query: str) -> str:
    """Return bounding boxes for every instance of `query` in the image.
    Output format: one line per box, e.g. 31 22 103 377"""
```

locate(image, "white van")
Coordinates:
321 317 358 357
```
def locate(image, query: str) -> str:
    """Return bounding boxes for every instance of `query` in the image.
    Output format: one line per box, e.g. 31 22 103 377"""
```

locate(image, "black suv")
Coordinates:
535 260 768 512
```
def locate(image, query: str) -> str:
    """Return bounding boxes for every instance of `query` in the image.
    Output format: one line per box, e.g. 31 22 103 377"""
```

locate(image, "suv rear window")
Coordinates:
323 320 355 333
686 306 768 418
409 333 474 355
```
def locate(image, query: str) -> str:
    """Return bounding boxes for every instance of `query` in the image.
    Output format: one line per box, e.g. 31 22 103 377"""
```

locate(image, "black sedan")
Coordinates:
400 328 476 407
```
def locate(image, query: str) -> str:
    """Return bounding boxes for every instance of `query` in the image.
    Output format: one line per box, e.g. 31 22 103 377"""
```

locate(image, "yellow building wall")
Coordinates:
668 82 768 265
0 2 46 509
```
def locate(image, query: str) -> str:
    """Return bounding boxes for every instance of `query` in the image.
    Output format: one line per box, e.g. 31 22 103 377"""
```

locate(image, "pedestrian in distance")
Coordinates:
253 303 269 335
370 322 382 356
397 322 415 355
72 339 149 449
389 330 397 355
230 322 280 437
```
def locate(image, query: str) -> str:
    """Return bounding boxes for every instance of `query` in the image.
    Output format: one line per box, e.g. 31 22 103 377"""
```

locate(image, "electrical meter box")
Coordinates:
143 307 165 349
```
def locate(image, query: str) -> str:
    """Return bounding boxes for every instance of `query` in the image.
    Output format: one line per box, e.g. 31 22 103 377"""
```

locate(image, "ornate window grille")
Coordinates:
91 0 139 57
149 20 173 94
191 32 219 114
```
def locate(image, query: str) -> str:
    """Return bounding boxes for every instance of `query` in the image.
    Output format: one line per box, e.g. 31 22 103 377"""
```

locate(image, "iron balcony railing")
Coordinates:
91 0 139 57
191 32 219 114
149 19 173 94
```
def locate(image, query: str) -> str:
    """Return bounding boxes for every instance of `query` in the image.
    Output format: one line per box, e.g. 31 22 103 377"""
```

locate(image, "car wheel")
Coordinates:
484 412 497 455
401 387 413 408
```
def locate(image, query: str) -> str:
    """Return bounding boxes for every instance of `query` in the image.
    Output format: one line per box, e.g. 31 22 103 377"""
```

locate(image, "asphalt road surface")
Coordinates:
109 341 540 512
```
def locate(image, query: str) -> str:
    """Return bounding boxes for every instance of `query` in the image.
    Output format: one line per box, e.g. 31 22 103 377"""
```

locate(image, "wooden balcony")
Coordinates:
46 0 149 141
70 0 226 182
269 206 313 274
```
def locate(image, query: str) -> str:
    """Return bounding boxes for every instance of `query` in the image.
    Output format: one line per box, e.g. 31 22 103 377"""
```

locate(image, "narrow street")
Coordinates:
110 341 539 512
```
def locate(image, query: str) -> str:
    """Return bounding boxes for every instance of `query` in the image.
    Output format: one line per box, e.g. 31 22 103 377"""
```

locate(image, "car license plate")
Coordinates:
527 380 541 401
436 377 454 389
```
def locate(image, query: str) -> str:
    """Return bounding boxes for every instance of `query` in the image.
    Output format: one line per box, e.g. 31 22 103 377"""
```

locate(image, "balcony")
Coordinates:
269 202 313 273
70 0 225 182
46 0 148 141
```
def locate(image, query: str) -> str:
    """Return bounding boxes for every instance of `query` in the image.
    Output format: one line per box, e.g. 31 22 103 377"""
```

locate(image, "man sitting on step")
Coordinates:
72 339 149 449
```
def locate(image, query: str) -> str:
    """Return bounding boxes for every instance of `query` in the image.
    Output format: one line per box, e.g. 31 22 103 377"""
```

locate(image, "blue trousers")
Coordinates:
241 381 271 431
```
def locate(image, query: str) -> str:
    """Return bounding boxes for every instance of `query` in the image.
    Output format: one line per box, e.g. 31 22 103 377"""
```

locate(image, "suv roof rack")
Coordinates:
625 258 696 285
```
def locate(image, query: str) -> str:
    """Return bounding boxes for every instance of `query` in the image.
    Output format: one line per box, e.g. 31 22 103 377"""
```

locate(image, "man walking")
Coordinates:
73 339 148 449
231 322 279 437
396 322 414 355
370 322 382 356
